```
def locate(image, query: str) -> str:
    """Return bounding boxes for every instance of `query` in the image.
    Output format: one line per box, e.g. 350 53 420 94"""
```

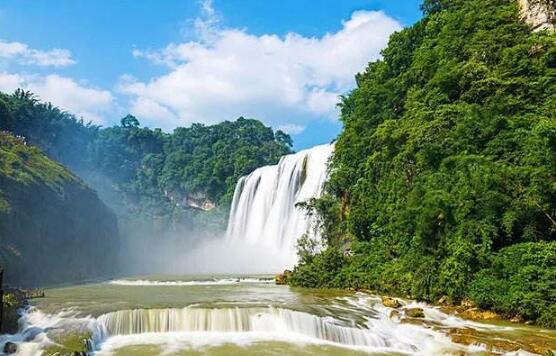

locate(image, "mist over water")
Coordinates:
114 143 333 275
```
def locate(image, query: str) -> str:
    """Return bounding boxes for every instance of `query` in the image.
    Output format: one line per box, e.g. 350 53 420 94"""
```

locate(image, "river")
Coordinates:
2 274 555 355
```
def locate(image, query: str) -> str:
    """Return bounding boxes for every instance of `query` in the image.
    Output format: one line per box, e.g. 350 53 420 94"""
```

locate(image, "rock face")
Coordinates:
519 0 556 31
164 190 216 212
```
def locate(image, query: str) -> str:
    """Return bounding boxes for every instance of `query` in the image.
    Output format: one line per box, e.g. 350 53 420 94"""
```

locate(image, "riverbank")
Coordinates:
363 292 556 355
277 269 555 354
1 288 45 334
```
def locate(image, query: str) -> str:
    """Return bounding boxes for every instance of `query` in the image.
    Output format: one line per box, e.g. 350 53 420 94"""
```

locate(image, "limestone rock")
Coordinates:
275 270 292 285
519 0 556 32
381 296 401 308
458 307 499 321
404 307 425 318
3 342 17 354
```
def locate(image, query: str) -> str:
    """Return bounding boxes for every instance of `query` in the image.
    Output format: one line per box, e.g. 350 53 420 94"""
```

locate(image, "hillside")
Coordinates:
0 132 119 286
0 91 292 221
291 0 556 327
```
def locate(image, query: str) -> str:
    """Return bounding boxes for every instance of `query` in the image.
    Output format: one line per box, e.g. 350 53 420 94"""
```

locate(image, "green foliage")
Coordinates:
469 242 556 327
0 91 292 221
292 0 556 327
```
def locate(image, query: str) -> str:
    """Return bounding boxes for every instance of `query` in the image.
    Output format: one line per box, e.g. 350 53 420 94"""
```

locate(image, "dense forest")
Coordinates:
291 0 556 327
0 132 118 286
0 90 292 220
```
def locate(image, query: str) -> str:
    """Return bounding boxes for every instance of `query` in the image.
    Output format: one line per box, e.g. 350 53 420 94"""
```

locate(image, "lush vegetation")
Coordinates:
291 0 556 327
0 91 292 219
0 131 119 286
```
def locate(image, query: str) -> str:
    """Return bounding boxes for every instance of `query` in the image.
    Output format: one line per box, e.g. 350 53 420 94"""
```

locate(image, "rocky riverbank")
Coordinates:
377 294 556 355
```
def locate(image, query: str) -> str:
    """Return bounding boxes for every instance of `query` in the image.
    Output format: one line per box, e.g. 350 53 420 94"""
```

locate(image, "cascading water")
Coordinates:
225 143 334 268
97 306 384 347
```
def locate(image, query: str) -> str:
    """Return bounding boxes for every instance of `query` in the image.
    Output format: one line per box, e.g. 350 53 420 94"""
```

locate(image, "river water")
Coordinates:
2 275 555 355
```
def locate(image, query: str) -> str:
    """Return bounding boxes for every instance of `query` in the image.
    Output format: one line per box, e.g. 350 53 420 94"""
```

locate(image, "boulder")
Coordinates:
404 307 425 318
275 270 292 285
437 295 450 305
458 307 499 321
460 299 476 309
3 342 17 354
381 296 401 308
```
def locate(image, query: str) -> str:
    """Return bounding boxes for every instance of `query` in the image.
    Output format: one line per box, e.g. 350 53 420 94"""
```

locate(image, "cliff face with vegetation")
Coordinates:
0 132 119 286
291 0 556 327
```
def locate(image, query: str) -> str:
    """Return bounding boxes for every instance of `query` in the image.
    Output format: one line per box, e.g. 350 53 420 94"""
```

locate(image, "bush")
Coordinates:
469 241 556 326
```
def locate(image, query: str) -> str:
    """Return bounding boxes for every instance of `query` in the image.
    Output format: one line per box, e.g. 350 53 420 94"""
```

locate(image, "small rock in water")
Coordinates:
404 307 425 318
459 307 499 321
275 269 292 285
437 295 450 305
3 341 17 354
381 296 401 308
389 309 401 319
510 315 524 323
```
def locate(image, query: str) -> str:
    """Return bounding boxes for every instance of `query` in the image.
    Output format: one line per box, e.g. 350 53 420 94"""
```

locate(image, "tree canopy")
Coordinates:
0 90 292 218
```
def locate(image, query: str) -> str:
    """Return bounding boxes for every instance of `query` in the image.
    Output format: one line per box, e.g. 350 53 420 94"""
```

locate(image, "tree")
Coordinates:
120 114 140 128
0 99 12 131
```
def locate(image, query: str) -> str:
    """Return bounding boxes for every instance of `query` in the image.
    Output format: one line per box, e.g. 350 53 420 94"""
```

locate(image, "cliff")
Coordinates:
519 0 556 31
0 132 119 287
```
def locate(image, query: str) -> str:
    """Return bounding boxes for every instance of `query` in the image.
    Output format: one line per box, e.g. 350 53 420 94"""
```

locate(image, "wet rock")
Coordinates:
275 270 292 285
448 328 521 353
3 342 17 354
404 307 425 318
437 295 450 305
381 296 401 308
389 309 401 319
458 307 499 321
460 298 476 309
510 315 524 323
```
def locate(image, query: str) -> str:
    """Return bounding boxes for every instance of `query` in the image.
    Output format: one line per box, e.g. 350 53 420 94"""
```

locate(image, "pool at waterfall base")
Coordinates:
1 275 555 355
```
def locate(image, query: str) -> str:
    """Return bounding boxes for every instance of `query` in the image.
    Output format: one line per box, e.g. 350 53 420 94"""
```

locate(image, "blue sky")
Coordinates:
0 0 422 149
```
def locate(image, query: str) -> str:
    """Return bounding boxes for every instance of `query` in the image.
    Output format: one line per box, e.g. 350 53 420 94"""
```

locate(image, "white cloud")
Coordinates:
0 72 113 125
122 5 401 131
0 39 75 67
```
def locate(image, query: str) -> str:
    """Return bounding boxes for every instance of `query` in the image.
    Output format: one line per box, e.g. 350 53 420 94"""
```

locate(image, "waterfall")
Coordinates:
97 306 385 347
225 143 334 267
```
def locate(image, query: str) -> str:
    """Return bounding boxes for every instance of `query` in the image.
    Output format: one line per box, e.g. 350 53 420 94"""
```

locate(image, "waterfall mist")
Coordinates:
104 143 334 276
173 143 334 274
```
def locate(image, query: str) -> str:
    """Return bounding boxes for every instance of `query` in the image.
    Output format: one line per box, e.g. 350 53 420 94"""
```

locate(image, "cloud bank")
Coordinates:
123 1 402 132
0 39 75 67
0 72 113 125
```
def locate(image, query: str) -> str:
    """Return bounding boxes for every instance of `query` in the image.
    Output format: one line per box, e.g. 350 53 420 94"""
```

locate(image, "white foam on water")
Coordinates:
108 277 273 286
3 293 544 356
